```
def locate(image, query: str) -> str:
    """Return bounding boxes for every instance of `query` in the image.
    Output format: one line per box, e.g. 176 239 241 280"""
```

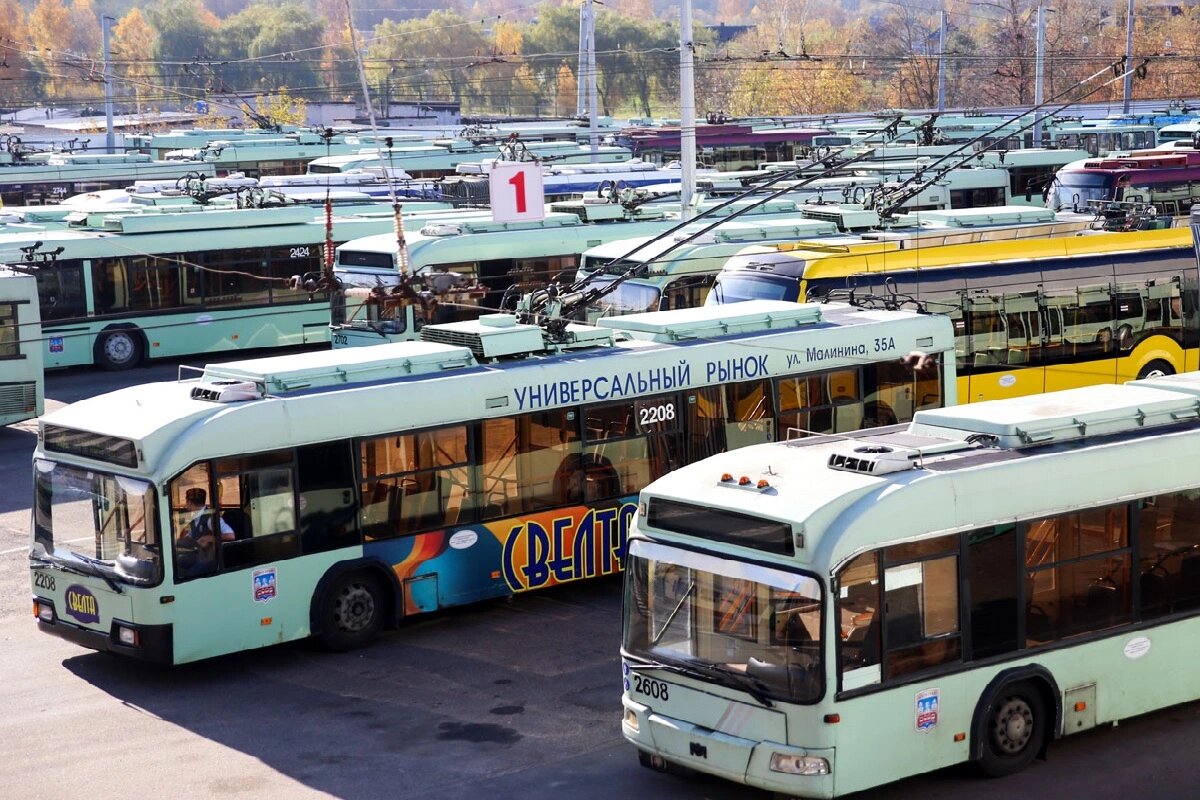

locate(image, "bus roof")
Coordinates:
636 382 1200 571
39 301 953 480
748 225 1192 281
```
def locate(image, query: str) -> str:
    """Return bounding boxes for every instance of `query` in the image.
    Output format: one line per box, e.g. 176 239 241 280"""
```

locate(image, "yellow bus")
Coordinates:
709 223 1199 406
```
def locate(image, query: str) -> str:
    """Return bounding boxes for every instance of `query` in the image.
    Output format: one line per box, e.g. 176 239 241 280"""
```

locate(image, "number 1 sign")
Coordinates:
489 161 545 223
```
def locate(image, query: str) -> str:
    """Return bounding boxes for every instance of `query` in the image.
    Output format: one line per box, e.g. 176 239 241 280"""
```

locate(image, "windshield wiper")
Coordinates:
628 658 775 708
650 580 695 645
52 553 125 594
697 662 776 708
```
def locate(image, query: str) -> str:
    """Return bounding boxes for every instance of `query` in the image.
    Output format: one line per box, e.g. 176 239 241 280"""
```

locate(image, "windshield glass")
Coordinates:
584 275 660 319
705 274 800 305
33 459 161 585
623 539 824 704
1046 172 1116 212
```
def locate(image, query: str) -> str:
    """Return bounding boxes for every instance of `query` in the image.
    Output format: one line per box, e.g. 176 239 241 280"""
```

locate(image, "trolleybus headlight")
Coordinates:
769 753 830 776
116 624 139 647
623 708 639 732
34 599 54 623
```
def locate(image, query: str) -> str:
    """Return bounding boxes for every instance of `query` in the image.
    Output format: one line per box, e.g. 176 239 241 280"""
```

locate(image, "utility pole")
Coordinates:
1122 0 1134 113
1033 2 1045 145
577 0 598 161
936 9 947 113
586 0 598 161
576 4 586 116
102 15 115 153
679 0 696 219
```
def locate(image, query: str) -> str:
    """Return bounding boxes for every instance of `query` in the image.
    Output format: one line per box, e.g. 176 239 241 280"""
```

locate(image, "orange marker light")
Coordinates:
738 476 751 486
1075 701 1087 712
954 732 966 742
720 473 733 482
757 479 770 489
260 617 273 626
823 714 840 724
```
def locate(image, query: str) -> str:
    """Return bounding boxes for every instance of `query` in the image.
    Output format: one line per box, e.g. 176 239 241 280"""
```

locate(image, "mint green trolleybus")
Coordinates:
28 300 953 664
622 377 1200 796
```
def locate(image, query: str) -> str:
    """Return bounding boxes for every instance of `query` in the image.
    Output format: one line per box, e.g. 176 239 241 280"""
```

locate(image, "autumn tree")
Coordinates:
316 0 358 101
0 0 32 104
29 0 74 99
112 8 158 114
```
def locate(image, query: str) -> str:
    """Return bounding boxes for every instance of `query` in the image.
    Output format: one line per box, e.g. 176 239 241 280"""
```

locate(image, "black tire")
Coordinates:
95 328 144 371
1136 359 1175 380
977 681 1047 778
318 572 386 651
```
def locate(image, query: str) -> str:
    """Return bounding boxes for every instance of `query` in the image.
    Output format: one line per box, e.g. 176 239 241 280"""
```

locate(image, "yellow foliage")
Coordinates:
253 89 308 127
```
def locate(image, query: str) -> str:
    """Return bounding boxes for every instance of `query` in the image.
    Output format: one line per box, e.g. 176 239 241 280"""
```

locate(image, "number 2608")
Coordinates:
632 673 669 701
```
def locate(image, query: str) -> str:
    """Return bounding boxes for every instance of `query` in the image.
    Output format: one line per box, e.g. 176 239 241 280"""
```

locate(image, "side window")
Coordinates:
168 463 217 581
776 369 862 437
684 387 727 464
481 412 578 517
866 356 944 424
1137 491 1200 618
360 424 471 538
968 524 1020 659
1024 506 1131 645
0 302 18 358
583 395 683 501
836 551 881 690
35 261 86 321
297 442 360 554
214 450 301 571
882 534 961 679
724 379 775 448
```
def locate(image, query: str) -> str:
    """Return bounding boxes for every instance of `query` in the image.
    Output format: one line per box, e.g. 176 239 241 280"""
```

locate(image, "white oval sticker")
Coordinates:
1123 636 1151 660
999 374 1017 388
196 314 214 326
449 530 478 550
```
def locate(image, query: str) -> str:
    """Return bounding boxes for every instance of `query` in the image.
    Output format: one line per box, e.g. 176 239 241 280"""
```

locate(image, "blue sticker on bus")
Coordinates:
253 568 277 602
49 337 64 353
64 584 99 624
915 688 940 733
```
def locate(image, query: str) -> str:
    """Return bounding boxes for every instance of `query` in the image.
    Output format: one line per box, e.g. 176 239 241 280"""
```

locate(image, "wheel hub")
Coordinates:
335 584 375 633
993 697 1033 754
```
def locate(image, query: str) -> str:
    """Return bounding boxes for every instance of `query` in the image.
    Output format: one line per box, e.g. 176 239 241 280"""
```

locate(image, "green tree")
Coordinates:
143 0 220 100
367 11 489 107
217 3 323 95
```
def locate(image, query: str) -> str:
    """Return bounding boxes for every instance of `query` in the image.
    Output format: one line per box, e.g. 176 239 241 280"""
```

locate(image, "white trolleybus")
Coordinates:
28 300 953 664
0 204 406 370
329 197 816 347
0 267 42 425
621 377 1200 796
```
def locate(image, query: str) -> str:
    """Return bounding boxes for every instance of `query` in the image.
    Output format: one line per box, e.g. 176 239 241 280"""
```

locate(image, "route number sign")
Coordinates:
490 162 545 223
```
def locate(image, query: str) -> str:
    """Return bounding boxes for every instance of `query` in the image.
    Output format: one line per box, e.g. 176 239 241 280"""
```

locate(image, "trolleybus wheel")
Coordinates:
1136 359 1174 380
95 328 144 371
319 572 385 651
978 681 1046 777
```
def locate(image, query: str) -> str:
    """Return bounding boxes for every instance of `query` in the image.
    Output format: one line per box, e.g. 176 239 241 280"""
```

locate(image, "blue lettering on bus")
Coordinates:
500 502 637 591
804 343 869 362
513 363 692 411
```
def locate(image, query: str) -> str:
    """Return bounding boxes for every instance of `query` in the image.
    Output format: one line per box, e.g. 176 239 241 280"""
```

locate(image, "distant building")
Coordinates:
708 23 755 44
